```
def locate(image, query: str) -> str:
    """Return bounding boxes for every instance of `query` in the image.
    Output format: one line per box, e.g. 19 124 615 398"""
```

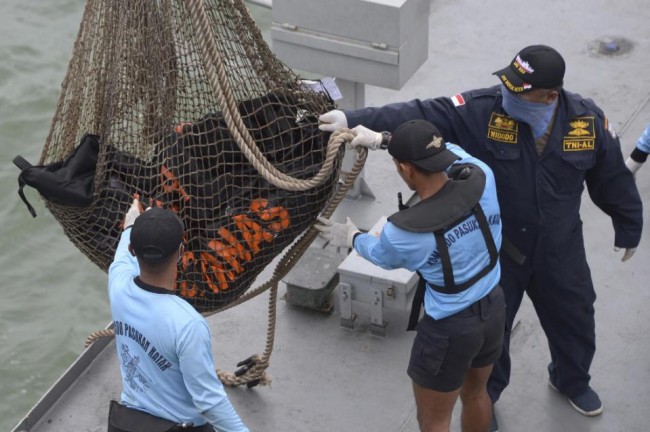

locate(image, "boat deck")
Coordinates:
13 0 650 430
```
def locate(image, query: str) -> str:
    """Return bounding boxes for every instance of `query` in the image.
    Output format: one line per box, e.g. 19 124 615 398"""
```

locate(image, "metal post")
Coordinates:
335 78 375 201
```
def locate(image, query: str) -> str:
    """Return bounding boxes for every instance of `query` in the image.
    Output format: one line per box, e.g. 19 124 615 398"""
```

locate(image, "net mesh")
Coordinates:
39 0 340 313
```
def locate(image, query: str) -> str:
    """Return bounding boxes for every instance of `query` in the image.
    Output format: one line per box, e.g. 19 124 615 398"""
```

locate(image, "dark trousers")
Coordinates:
487 224 596 401
107 400 213 432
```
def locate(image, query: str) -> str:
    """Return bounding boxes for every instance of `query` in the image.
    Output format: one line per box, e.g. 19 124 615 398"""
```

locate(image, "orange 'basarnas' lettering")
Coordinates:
177 198 292 296
161 165 191 202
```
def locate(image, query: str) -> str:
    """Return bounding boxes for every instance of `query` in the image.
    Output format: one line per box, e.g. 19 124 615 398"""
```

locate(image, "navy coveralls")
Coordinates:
345 85 643 400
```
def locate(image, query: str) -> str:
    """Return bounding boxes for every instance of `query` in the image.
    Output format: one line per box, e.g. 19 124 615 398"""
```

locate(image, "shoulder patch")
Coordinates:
451 94 465 107
604 117 618 139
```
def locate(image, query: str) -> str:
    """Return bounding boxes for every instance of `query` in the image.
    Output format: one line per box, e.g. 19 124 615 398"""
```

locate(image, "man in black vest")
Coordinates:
316 119 505 431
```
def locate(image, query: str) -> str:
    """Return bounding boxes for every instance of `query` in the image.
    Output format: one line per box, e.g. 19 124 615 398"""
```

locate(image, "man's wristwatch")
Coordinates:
379 131 391 150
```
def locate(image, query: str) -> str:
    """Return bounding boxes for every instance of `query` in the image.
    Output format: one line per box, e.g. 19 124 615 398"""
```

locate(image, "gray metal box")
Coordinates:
336 217 419 334
338 249 418 310
283 244 346 312
271 0 430 89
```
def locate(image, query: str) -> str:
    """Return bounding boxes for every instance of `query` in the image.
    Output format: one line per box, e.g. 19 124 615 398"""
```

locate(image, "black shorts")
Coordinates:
407 285 506 392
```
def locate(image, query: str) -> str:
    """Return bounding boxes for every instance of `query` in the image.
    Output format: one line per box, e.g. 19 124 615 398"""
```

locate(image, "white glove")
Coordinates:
318 110 348 132
614 246 637 262
350 125 383 150
625 157 643 176
124 198 143 229
314 216 360 249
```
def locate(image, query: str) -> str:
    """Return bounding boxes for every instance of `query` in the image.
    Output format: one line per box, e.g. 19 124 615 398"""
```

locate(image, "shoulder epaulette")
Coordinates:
579 98 606 119
564 90 606 119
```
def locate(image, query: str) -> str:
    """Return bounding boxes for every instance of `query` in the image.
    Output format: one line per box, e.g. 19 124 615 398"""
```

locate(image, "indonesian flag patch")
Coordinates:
451 94 465 107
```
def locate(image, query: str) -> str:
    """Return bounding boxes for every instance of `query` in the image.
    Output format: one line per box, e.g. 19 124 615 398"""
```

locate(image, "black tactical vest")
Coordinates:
388 164 499 330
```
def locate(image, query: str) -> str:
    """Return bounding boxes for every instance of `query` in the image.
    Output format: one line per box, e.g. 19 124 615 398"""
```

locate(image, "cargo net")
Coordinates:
39 0 346 313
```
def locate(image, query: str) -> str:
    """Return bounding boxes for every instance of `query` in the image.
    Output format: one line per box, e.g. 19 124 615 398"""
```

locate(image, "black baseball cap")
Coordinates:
388 120 459 173
493 45 565 94
130 207 184 263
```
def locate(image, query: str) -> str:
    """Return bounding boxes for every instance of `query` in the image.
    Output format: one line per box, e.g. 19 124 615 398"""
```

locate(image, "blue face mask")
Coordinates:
500 84 558 139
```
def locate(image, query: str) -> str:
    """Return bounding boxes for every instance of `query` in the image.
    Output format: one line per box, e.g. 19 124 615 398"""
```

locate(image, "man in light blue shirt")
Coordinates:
108 203 249 432
625 123 650 176
316 119 505 432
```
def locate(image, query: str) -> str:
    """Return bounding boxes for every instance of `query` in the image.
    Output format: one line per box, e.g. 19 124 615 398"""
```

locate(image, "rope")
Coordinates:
204 129 360 314
84 327 115 349
231 1 279 92
186 0 342 191
214 129 366 387
85 129 367 388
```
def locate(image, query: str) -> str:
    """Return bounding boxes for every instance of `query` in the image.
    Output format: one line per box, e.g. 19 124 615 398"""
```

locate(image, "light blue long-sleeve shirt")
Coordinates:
108 230 249 432
636 123 650 154
354 144 502 320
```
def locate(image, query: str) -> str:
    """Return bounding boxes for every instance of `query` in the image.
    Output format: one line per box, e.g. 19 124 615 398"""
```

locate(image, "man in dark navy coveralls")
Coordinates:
318 45 643 429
